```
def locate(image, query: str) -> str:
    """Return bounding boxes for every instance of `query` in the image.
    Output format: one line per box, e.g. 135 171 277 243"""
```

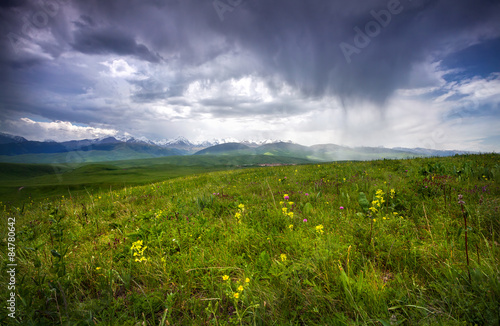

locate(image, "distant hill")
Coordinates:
194 143 251 155
0 132 477 164
254 142 313 157
0 132 28 144
0 143 184 164
195 141 427 161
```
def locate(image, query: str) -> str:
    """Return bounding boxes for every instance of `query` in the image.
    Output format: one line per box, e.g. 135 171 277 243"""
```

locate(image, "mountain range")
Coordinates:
0 132 476 164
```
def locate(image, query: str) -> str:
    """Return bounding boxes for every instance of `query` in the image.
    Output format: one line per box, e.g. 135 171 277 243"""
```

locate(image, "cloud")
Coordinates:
0 118 119 141
0 0 499 151
101 59 138 78
71 24 162 63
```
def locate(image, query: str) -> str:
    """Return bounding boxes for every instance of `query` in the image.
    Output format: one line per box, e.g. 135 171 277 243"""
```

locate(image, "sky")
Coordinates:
0 0 499 151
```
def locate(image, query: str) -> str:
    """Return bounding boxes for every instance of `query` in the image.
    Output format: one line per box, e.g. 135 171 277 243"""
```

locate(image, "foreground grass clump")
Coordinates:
1 154 499 325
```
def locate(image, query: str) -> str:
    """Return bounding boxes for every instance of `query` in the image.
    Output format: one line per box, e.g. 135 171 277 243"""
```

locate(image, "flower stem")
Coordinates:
461 204 471 283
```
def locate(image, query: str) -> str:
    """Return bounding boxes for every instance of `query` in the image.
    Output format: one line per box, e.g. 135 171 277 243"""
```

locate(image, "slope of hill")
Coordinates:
0 154 312 203
0 132 28 144
196 142 425 161
0 143 185 163
194 142 252 155
254 142 313 157
1 154 498 325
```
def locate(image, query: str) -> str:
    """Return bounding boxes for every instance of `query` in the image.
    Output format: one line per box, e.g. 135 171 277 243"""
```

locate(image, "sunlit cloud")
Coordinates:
0 118 120 142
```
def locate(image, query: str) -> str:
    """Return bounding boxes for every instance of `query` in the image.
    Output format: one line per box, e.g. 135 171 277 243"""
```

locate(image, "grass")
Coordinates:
0 155 311 205
0 154 499 325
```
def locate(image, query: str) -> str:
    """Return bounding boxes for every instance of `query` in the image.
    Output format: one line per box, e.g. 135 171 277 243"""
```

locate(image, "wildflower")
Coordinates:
95 267 101 271
238 204 245 210
288 212 294 218
303 219 308 223
373 219 377 222
280 253 287 262
130 240 143 251
284 194 289 200
245 278 250 283
131 240 148 262
458 194 465 205
238 285 244 292
282 207 288 214
222 275 229 281
288 201 294 206
339 206 344 210
316 224 324 234
234 293 239 299
235 212 241 219
305 193 309 196
390 189 395 199
288 224 294 230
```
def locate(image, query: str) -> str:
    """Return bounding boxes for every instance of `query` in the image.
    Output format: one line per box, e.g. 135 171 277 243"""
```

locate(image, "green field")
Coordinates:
0 154 499 325
0 155 312 205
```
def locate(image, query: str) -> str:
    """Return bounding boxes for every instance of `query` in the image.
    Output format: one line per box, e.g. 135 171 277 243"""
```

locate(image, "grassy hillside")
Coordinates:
0 155 311 204
194 143 252 155
0 143 185 164
0 154 499 325
194 142 426 162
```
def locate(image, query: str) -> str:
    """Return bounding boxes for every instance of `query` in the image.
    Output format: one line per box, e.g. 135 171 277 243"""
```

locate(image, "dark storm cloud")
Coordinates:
213 0 500 103
0 0 499 123
64 0 500 103
71 24 162 63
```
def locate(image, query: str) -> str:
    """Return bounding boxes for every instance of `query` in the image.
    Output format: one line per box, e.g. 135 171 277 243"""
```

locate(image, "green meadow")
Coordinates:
0 155 312 205
0 154 499 325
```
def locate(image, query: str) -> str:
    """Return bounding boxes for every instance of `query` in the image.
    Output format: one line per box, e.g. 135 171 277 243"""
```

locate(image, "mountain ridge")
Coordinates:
0 132 480 164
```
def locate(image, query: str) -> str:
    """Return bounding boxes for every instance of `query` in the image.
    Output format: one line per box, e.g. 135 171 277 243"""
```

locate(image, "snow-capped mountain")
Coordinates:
0 132 28 144
0 132 481 165
145 136 291 149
